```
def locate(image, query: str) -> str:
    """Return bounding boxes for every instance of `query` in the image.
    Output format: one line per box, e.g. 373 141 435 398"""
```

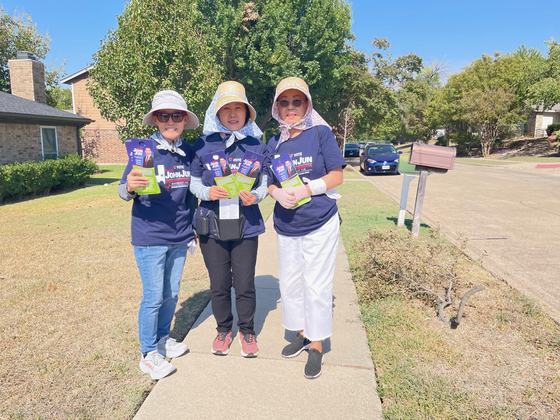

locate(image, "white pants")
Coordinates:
277 213 340 341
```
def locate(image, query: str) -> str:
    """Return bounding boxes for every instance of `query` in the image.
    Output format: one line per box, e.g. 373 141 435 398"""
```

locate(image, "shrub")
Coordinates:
546 123 560 137
352 228 483 327
0 155 98 203
450 131 480 156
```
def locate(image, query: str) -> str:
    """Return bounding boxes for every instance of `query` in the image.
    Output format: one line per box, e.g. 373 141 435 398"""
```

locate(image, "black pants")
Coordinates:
199 236 258 335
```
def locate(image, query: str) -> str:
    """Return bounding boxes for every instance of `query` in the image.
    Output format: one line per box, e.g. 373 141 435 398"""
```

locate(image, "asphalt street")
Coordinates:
348 157 560 323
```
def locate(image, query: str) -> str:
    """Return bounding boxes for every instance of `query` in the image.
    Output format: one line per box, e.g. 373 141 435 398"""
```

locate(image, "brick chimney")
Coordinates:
8 51 47 104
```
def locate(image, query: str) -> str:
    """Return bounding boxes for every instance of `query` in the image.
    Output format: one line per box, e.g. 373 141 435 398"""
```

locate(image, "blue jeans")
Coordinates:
134 245 187 354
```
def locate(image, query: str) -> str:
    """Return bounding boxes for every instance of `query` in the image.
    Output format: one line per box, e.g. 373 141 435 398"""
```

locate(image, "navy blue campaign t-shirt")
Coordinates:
264 125 346 237
191 132 267 239
120 142 196 246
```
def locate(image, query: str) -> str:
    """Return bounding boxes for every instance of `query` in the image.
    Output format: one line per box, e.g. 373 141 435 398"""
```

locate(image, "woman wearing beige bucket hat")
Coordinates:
118 90 199 380
264 77 346 379
190 81 267 358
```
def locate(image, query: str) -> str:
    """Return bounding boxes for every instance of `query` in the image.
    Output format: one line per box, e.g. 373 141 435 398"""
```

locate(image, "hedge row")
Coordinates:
546 123 560 137
0 154 98 203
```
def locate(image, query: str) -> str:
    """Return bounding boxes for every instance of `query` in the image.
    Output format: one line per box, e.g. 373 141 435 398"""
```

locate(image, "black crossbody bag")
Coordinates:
212 200 245 241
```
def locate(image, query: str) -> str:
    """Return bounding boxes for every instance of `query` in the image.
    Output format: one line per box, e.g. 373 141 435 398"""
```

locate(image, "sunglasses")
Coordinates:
154 112 186 123
277 99 307 108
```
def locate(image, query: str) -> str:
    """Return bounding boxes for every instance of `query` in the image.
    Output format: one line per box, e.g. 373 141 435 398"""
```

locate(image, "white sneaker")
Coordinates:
157 335 189 358
139 350 176 380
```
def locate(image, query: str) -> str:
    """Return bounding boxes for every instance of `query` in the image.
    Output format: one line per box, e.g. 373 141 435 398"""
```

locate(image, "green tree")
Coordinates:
44 60 71 109
90 0 367 143
198 0 356 136
0 6 50 93
528 40 560 110
430 53 530 156
46 85 72 110
458 88 519 156
397 63 446 143
89 0 222 142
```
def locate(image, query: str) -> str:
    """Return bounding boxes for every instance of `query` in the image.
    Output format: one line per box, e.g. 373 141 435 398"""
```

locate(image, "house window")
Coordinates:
41 127 58 160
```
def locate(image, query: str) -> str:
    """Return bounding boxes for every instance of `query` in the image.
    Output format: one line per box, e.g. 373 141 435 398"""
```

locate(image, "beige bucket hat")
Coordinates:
142 90 199 129
214 81 256 123
274 77 311 103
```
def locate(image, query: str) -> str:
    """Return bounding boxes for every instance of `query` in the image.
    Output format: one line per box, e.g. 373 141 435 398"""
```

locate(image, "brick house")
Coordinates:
0 52 92 166
527 103 560 137
61 67 128 164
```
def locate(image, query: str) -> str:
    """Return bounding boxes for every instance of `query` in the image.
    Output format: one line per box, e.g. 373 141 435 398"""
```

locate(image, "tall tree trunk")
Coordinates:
258 104 273 132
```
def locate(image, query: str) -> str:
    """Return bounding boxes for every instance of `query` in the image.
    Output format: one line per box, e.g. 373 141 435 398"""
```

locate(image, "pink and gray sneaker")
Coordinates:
212 331 233 355
239 332 258 358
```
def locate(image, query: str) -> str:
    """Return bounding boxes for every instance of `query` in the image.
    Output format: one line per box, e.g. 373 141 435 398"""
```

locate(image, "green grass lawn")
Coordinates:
89 164 127 185
455 158 514 165
493 155 560 163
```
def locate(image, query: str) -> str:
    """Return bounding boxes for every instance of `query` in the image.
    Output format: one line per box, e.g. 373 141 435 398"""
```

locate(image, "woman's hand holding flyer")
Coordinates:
271 187 298 209
125 138 161 195
209 185 229 200
270 153 311 209
283 185 310 203
239 190 257 206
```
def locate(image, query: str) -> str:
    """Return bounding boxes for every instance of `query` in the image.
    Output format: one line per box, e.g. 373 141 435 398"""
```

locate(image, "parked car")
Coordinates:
344 143 360 157
360 143 402 175
358 141 366 149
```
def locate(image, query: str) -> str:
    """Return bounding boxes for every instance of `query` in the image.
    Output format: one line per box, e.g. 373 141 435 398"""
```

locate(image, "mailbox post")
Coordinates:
408 143 456 236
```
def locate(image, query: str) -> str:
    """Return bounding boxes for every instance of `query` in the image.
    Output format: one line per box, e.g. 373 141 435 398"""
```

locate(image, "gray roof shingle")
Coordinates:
0 91 92 125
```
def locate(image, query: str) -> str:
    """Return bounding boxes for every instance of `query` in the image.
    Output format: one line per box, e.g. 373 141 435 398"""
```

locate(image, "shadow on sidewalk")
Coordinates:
171 289 212 342
252 275 281 336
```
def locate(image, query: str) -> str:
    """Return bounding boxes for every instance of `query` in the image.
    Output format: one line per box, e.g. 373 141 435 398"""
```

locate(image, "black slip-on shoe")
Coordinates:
282 333 311 358
304 348 324 379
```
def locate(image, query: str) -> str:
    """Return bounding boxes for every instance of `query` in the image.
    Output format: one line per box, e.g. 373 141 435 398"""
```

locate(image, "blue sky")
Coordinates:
3 0 559 80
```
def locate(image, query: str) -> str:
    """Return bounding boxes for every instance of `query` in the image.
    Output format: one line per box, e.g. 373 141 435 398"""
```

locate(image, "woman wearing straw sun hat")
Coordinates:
264 77 345 379
190 81 268 358
118 90 199 380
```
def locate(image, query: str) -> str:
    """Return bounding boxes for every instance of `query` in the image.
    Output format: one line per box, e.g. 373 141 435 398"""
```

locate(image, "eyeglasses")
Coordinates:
154 112 186 123
277 99 307 108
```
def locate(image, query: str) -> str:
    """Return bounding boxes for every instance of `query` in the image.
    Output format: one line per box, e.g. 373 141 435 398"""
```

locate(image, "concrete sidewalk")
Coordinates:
134 217 382 420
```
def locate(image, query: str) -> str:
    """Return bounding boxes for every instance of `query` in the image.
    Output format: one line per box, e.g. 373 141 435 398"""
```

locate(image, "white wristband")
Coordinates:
308 178 327 196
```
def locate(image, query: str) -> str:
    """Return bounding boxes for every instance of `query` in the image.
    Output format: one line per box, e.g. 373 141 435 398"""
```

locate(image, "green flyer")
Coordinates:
132 165 161 195
215 175 239 197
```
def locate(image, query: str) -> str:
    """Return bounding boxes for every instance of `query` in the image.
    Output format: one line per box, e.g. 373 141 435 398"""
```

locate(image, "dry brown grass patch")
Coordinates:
0 185 210 419
353 228 560 418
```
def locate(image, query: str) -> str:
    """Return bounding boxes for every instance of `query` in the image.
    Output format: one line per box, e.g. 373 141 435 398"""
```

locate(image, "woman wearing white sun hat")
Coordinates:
264 77 345 379
118 90 199 380
190 81 268 358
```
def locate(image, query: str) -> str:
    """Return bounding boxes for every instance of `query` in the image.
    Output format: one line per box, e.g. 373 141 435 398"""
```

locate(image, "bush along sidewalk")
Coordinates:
0 154 98 203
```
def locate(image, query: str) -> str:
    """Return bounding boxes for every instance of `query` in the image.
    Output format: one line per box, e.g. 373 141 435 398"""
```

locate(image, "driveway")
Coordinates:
347 158 560 323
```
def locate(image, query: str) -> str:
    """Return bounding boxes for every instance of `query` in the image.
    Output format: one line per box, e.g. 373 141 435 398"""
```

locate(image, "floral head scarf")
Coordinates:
271 77 330 146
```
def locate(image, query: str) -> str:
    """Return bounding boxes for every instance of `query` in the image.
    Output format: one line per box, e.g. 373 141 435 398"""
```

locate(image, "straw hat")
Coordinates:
275 77 311 102
142 90 199 129
214 81 256 123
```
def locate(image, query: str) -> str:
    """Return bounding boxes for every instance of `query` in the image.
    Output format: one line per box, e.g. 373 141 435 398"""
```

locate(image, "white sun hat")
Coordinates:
142 90 199 129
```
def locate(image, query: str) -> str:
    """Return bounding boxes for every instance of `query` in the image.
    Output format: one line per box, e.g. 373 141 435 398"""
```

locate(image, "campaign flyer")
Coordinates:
205 151 238 197
125 138 160 195
270 153 311 208
235 151 264 192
